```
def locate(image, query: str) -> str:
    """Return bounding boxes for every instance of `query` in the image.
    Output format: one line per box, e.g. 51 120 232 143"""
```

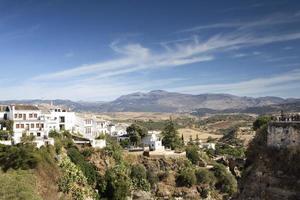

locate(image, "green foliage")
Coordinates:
195 168 216 186
0 130 12 140
0 170 42 200
104 164 132 200
126 124 148 146
253 115 271 130
58 155 94 200
105 136 123 163
96 133 106 140
130 164 150 191
0 144 39 172
186 145 200 165
67 147 99 186
220 126 244 146
161 120 183 150
213 163 237 195
146 168 159 188
200 187 209 198
216 143 245 158
48 130 61 138
176 167 196 187
0 119 13 132
20 134 36 144
119 138 130 148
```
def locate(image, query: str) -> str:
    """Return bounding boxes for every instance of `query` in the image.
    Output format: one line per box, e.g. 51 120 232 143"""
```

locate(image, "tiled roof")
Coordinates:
14 105 39 111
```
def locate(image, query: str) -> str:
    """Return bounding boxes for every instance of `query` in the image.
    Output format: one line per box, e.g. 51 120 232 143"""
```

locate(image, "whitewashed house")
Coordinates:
7 105 48 144
141 131 164 151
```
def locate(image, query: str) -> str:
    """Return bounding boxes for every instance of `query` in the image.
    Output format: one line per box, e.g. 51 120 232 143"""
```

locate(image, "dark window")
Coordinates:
37 132 41 137
59 116 65 123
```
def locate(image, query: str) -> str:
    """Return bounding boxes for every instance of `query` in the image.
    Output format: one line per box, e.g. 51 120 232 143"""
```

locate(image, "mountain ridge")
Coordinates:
0 90 298 114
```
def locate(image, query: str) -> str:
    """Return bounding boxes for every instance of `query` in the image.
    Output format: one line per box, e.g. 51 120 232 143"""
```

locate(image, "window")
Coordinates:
59 116 65 123
34 114 37 118
19 114 22 118
16 124 20 128
41 124 44 128
36 124 40 128
31 124 34 129
85 127 91 134
20 124 24 128
37 132 41 137
14 114 17 118
29 114 33 118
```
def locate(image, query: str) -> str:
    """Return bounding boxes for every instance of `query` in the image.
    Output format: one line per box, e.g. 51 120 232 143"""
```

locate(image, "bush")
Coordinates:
67 147 99 186
147 168 159 188
253 115 271 130
105 136 123 163
200 187 209 198
130 164 150 191
186 145 200 165
0 144 39 171
104 164 132 200
176 167 196 187
58 155 94 200
213 163 237 195
195 168 216 186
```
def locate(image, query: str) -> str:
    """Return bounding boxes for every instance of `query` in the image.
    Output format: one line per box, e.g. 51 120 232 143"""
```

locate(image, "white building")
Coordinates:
0 104 110 149
7 105 48 144
141 131 164 151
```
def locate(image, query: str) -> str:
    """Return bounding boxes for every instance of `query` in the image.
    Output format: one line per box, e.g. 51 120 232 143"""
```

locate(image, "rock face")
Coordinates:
236 124 300 200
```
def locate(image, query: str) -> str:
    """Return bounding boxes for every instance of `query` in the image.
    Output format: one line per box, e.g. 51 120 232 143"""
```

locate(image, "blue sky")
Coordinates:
0 0 300 101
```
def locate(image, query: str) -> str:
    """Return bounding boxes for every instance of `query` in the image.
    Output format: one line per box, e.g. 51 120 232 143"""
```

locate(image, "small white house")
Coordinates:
142 131 164 151
90 139 106 149
199 142 216 150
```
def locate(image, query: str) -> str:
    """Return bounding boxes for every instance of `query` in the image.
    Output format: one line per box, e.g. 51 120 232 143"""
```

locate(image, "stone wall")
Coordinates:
267 122 300 148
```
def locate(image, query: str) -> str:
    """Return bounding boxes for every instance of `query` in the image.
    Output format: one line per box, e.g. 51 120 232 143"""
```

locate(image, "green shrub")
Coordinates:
104 164 132 200
105 136 123 163
213 163 237 195
200 187 209 198
147 168 159 187
253 115 271 130
67 147 99 186
58 155 94 200
130 164 150 191
176 167 196 187
0 144 38 171
186 145 200 165
195 168 216 186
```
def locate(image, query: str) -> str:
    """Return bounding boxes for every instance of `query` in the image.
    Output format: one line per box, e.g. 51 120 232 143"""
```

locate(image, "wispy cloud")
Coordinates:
180 12 300 33
170 69 300 97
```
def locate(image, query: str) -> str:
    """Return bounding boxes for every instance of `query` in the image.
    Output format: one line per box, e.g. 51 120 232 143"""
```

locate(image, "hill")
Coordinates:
0 90 298 114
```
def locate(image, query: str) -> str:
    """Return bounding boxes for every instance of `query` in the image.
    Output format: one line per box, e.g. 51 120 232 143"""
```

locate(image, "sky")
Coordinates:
0 0 300 101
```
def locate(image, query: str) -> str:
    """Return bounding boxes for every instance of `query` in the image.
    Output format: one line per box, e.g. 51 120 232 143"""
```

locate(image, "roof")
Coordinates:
14 105 39 111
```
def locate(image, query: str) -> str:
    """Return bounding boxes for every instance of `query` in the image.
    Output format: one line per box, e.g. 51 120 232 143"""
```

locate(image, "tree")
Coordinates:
176 167 196 187
213 163 237 195
126 124 148 146
161 121 182 150
253 115 271 131
195 168 216 186
130 164 150 191
186 145 200 165
104 165 132 200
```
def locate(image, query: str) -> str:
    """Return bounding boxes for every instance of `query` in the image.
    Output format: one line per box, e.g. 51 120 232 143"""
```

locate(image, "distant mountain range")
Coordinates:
1 90 299 114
